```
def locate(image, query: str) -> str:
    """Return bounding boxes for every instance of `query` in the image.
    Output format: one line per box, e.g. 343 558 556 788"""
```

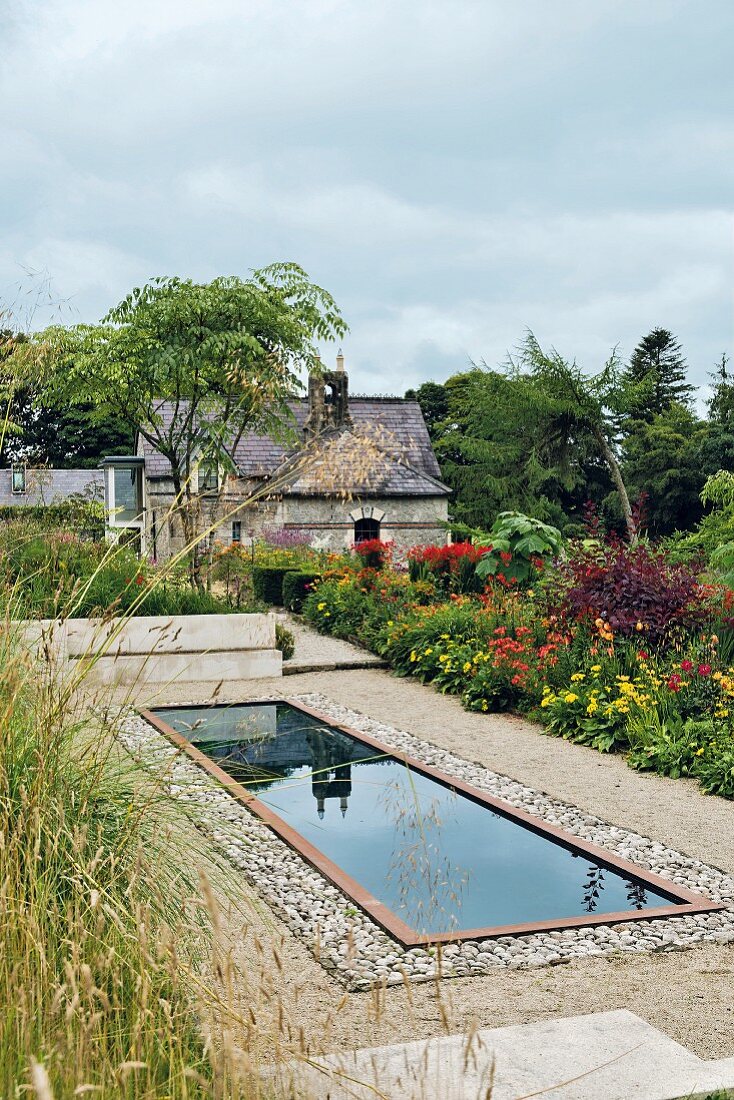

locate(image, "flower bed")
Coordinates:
303 534 734 800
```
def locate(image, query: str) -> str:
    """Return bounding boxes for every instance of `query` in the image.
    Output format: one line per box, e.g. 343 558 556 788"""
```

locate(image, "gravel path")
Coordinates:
278 614 386 673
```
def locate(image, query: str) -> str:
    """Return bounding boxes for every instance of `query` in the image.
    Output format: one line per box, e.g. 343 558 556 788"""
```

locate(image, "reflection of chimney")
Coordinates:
335 349 345 373
317 797 325 819
340 795 348 817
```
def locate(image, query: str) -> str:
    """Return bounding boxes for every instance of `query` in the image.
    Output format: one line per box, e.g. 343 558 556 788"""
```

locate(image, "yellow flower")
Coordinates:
636 621 644 632
387 620 394 626
542 686 551 695
410 650 418 662
463 661 472 672
564 692 579 704
317 601 326 610
439 654 449 662
696 747 705 756
540 696 554 708
570 672 585 682
591 664 602 673
424 647 433 656
481 700 489 712
586 701 598 715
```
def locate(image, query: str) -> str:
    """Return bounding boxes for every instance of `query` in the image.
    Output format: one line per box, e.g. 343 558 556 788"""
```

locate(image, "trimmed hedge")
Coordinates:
252 565 296 605
282 570 321 613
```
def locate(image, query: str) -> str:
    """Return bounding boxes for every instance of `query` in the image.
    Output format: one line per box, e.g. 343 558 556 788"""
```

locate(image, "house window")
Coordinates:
113 466 141 524
198 458 219 493
232 520 242 544
11 466 26 494
354 517 380 543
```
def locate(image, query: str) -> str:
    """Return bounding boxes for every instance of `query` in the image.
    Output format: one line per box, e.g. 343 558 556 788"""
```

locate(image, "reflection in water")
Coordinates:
153 703 679 934
381 777 469 933
626 880 649 910
582 865 606 913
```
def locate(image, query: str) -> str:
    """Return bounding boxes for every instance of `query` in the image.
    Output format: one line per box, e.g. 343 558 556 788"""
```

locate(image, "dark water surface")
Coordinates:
153 702 679 934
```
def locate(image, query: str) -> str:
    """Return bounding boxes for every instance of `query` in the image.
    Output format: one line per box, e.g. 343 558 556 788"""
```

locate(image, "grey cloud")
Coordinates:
1 0 732 395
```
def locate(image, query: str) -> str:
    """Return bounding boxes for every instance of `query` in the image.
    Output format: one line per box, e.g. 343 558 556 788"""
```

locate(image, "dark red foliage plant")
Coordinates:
559 540 704 644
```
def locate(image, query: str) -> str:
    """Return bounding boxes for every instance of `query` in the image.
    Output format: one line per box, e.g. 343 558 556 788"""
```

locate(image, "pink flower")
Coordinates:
680 659 693 672
697 663 712 677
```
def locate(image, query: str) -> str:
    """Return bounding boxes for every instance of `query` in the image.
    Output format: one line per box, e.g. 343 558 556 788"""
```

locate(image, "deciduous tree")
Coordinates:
12 265 347 585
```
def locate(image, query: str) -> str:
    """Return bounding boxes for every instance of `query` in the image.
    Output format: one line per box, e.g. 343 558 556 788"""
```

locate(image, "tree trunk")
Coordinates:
593 425 637 542
171 468 203 590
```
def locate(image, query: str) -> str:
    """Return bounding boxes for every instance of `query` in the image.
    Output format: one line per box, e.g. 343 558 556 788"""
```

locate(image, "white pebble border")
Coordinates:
115 692 734 991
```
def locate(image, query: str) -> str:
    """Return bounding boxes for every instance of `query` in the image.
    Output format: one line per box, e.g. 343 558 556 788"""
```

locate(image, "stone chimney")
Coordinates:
304 352 351 437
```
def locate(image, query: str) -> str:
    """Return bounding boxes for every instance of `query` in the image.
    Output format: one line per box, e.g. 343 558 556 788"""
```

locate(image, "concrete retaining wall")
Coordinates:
25 613 282 686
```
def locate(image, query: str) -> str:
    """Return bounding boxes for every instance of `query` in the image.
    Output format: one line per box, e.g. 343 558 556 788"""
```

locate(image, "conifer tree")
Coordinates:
620 328 694 421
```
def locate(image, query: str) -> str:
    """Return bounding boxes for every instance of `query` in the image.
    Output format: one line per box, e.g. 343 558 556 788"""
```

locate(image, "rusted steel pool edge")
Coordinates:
138 701 724 948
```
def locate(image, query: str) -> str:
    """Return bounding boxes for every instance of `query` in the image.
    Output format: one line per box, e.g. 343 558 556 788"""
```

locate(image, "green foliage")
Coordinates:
0 497 104 534
404 381 449 439
12 266 347 585
252 565 295 605
688 470 734 582
619 328 694 421
475 511 563 585
304 545 734 798
411 330 734 543
619 404 706 535
275 622 295 660
0 526 236 618
282 569 321 612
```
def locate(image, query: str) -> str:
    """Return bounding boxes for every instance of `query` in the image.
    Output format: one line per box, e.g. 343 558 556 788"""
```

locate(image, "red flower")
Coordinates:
499 550 513 564
680 659 693 672
697 663 712 677
667 674 682 693
135 574 144 585
637 651 649 661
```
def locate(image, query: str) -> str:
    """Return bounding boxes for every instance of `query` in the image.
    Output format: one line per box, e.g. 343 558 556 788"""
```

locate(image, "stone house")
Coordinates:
0 466 103 507
102 360 450 560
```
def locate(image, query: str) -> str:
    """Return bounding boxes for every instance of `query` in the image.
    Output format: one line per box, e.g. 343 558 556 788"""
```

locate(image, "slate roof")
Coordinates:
139 397 450 497
0 469 103 507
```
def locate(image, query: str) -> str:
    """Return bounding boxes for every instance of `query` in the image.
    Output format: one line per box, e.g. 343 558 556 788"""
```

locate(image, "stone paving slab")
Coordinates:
273 1010 734 1099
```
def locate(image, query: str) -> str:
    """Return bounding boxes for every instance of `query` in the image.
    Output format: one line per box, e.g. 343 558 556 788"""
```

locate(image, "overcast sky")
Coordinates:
2 0 732 396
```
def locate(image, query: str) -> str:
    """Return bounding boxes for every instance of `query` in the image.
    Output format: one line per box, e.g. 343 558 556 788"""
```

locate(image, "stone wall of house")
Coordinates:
143 477 280 561
0 468 103 507
144 479 449 561
279 495 449 554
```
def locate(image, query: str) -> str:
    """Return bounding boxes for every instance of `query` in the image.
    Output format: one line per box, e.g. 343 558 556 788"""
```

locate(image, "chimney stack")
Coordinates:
335 349 345 373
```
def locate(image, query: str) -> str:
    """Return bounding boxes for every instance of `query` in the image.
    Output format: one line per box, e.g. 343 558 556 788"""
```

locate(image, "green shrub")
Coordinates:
0 498 105 536
275 622 296 660
282 570 321 613
252 565 296 605
476 511 563 586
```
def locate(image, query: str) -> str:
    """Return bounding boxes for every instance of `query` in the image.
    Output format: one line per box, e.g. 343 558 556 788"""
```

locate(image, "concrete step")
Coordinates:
271 1010 734 1100
283 657 387 674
